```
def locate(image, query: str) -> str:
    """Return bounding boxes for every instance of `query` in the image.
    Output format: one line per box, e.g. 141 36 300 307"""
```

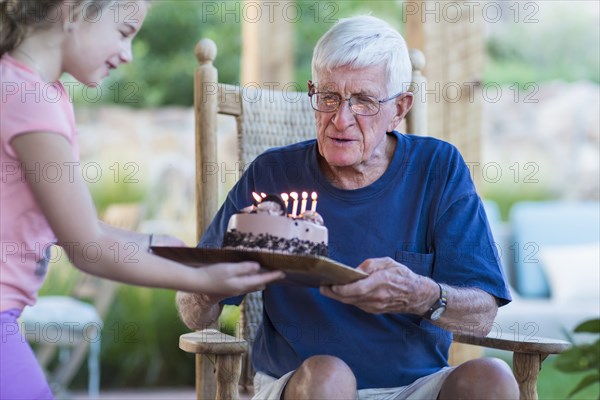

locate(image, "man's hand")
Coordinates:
320 257 437 315
177 264 284 330
321 257 499 335
176 291 227 330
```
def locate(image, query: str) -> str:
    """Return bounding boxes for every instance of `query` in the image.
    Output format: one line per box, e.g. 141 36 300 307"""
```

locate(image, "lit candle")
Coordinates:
252 192 262 204
260 192 267 198
311 192 318 212
290 192 299 217
300 192 308 214
281 193 289 211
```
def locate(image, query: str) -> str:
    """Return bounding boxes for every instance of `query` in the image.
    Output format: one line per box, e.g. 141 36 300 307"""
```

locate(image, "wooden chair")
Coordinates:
20 202 143 397
180 38 570 400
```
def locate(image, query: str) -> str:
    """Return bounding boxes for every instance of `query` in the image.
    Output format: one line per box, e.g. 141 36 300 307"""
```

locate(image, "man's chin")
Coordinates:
324 157 360 169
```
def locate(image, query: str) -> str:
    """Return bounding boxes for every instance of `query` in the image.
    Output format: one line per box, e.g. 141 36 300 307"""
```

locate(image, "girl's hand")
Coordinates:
195 262 284 297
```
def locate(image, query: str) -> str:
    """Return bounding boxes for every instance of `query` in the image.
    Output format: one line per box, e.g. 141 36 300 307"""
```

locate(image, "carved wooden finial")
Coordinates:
195 38 217 65
409 49 425 72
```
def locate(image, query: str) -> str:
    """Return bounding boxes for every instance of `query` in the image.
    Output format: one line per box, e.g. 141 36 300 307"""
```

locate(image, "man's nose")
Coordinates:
332 99 355 129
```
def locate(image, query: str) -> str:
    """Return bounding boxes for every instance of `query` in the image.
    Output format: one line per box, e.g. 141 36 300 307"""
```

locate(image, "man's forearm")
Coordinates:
435 286 498 336
176 292 223 330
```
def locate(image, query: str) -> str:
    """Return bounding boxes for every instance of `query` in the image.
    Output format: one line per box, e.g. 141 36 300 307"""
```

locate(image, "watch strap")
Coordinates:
423 282 447 320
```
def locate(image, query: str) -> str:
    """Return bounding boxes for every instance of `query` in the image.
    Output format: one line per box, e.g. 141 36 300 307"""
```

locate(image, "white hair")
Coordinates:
311 15 412 96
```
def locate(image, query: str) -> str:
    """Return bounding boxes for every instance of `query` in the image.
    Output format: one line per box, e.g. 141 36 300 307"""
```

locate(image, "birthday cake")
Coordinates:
222 193 328 256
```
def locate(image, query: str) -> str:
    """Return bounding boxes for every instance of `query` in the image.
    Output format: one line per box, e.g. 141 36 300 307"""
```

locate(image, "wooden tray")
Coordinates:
150 246 368 287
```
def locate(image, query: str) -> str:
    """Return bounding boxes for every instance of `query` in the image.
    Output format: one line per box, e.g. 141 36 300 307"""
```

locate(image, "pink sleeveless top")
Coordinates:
1 54 80 311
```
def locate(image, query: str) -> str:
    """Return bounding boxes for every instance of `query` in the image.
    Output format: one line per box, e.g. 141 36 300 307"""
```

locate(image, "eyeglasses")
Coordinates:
307 80 404 117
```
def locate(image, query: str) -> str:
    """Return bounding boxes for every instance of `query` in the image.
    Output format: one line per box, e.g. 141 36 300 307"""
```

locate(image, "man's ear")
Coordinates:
387 92 414 132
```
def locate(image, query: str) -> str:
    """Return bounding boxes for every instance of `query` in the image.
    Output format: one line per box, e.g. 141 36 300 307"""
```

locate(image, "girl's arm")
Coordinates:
11 132 283 295
99 221 185 249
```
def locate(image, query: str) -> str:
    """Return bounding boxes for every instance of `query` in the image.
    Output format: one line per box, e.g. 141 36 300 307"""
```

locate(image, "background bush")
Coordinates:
485 4 599 85
76 1 404 107
76 2 600 109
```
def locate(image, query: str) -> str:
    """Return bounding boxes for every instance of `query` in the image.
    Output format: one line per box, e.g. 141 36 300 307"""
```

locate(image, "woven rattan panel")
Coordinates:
238 88 317 166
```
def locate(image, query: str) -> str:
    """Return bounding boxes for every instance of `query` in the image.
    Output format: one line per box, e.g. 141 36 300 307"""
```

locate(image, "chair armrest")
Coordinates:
453 332 570 355
179 329 247 355
180 329 248 400
454 332 570 400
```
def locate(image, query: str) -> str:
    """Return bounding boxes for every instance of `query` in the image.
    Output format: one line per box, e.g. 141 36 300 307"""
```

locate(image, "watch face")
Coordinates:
430 306 446 320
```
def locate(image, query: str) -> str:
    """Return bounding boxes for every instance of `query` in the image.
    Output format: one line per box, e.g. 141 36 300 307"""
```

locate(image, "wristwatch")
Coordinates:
423 282 447 321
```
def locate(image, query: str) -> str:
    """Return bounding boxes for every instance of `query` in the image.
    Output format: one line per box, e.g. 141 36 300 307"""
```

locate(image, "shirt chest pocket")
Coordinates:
394 250 434 277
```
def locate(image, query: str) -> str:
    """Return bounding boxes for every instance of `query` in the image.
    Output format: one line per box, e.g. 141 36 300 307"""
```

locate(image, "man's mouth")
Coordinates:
331 137 354 143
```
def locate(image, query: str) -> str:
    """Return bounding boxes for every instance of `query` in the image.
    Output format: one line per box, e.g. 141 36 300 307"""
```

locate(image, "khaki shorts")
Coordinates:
252 366 457 400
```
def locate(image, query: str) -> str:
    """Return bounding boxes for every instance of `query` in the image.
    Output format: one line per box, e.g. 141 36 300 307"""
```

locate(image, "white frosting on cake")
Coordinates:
222 196 328 255
226 213 328 244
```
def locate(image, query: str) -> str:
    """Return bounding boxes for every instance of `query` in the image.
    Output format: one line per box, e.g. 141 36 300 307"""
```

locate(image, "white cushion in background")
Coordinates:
21 296 102 325
539 243 600 303
20 296 102 344
493 296 599 341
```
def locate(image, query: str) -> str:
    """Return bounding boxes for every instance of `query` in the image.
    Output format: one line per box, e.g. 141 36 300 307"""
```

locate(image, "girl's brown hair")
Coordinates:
2 0 61 55
0 0 119 56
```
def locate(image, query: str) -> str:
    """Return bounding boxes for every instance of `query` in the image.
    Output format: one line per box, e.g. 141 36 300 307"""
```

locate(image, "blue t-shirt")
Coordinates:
200 131 511 389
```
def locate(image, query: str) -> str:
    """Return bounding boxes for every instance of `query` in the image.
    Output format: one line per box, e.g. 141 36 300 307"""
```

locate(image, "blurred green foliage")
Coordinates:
79 1 600 108
87 175 147 216
482 181 557 221
99 286 194 387
494 352 600 400
64 0 600 109
85 1 404 107
38 262 195 388
555 319 600 399
39 258 242 389
485 5 599 86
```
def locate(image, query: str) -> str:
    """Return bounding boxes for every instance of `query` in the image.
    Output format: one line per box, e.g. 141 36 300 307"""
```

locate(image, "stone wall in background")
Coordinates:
482 81 599 200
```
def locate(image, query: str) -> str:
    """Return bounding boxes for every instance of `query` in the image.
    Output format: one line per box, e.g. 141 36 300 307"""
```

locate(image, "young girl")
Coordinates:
0 0 283 397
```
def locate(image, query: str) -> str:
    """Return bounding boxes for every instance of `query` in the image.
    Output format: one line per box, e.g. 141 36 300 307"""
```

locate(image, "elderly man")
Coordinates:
178 15 518 399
